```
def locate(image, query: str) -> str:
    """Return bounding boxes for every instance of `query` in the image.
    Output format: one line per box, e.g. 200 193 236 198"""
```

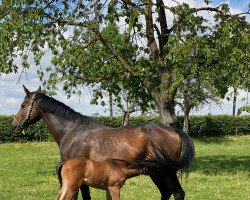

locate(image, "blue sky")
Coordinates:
0 0 249 116
214 0 249 11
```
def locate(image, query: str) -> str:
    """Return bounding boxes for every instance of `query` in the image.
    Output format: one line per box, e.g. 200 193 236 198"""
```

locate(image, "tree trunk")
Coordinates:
109 91 113 118
183 85 191 133
153 92 177 127
122 108 135 126
232 88 237 116
183 109 191 133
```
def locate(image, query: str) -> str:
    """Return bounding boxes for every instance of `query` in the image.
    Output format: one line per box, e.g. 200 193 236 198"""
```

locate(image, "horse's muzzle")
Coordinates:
11 119 23 134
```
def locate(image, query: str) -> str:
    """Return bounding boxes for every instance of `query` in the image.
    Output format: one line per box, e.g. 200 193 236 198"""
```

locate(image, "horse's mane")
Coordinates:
35 93 101 127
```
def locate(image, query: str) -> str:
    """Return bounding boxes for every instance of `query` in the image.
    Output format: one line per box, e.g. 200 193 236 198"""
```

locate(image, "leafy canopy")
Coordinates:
0 0 249 118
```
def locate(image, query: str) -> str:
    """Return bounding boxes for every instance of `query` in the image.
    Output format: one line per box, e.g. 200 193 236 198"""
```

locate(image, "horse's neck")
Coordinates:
41 111 69 145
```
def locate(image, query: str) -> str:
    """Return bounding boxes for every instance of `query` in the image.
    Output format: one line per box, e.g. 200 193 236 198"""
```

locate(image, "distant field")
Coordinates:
0 135 249 200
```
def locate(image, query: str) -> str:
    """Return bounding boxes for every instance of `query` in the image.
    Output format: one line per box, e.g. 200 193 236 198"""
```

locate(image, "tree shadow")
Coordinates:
191 155 250 175
195 137 227 144
195 135 248 144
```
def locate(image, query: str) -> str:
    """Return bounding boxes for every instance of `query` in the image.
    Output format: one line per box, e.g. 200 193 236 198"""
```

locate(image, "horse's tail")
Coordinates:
174 128 195 172
132 129 195 175
56 162 64 187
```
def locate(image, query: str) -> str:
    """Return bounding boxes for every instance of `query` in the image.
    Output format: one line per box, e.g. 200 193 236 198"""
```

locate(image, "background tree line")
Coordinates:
1 115 250 142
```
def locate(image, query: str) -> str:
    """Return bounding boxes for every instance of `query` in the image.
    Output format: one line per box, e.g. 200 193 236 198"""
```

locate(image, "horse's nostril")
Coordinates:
11 123 16 129
11 120 19 131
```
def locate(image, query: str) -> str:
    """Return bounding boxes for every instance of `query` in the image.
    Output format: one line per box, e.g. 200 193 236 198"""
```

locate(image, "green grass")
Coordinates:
0 135 249 200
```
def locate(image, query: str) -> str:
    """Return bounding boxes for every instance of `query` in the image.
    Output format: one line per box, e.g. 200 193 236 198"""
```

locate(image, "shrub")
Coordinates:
0 116 50 143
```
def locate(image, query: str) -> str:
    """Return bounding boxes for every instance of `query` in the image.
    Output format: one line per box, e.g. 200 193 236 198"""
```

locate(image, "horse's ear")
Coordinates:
37 86 42 93
22 85 31 98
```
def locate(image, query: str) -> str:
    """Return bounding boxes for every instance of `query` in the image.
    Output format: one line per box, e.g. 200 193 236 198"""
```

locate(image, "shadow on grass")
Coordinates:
195 134 250 144
192 155 250 175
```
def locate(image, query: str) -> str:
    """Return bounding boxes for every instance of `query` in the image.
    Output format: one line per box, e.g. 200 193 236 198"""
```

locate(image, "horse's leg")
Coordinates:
106 191 112 200
107 187 120 200
164 173 185 200
149 174 172 200
80 184 91 200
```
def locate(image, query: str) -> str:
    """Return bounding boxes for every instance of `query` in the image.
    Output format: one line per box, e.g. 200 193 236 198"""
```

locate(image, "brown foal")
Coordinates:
56 157 141 200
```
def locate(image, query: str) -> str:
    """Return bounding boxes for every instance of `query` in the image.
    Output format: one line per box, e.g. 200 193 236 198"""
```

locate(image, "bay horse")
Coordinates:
11 86 195 200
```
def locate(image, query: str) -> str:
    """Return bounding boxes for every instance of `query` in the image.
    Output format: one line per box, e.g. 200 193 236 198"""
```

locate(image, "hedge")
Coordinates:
1 115 249 142
0 116 50 143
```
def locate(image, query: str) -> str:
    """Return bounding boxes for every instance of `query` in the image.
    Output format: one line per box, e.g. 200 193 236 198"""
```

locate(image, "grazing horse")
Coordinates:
11 86 195 200
56 157 141 200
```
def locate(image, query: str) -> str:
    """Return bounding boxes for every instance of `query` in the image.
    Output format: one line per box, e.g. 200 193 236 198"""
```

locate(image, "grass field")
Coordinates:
0 135 249 200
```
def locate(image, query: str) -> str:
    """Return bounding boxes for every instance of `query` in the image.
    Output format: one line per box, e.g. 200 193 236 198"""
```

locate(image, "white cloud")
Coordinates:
6 98 20 105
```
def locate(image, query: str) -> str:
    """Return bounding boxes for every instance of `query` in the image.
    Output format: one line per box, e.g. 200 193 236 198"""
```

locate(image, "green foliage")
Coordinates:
185 115 250 137
96 116 160 127
1 1 249 125
237 105 250 115
1 115 249 142
0 116 50 143
210 14 250 96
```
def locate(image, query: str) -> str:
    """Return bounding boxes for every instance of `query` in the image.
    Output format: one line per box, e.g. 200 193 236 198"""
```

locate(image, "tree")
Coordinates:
210 11 250 116
237 89 250 115
0 1 249 126
238 105 250 115
177 77 221 133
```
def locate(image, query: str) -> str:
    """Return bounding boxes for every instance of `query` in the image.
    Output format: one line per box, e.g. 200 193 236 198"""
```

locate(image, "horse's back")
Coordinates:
99 123 183 161
61 123 184 162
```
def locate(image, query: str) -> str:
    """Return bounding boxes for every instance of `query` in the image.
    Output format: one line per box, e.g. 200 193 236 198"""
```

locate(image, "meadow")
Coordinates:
0 135 249 200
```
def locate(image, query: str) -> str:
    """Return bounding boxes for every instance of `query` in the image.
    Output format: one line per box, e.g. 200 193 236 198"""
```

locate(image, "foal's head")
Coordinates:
11 85 42 133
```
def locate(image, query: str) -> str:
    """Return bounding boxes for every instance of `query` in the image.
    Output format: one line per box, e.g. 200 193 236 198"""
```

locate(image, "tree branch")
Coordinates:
92 28 136 74
38 6 156 100
145 0 160 66
155 0 169 56
44 0 57 10
153 24 162 52
167 5 250 34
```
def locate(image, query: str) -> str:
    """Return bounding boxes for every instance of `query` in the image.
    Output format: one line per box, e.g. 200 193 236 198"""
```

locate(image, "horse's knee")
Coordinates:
150 174 172 200
164 174 185 200
171 182 185 200
173 188 185 200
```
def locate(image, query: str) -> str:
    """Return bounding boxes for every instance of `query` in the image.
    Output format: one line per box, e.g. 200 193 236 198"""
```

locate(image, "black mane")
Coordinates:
35 93 101 127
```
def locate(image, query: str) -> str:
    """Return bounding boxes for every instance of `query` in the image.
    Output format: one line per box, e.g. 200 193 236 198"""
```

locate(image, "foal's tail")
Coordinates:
56 162 64 187
132 129 195 175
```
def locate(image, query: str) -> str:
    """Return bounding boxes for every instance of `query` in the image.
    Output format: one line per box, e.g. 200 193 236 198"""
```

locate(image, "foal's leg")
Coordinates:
164 174 185 200
149 174 172 200
56 162 79 200
107 187 120 200
80 184 91 200
71 189 79 200
56 183 77 200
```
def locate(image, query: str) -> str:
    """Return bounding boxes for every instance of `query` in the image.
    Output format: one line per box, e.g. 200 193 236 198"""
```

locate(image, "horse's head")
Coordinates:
11 85 42 133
